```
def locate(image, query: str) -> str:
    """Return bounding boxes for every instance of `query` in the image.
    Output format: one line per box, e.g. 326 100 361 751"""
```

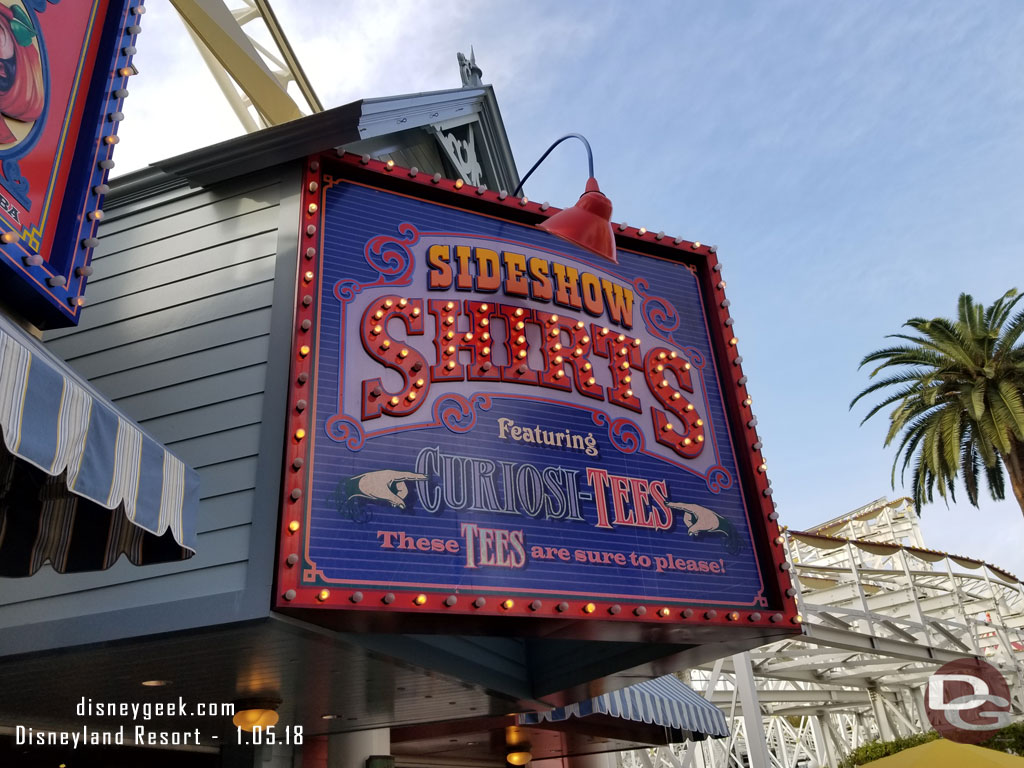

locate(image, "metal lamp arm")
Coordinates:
512 134 594 198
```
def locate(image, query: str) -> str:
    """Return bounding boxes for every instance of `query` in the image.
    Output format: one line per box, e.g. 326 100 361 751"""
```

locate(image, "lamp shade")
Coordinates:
538 177 617 263
233 705 280 731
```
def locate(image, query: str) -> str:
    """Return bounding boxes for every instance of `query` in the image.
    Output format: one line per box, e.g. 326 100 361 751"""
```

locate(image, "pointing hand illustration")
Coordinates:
341 469 428 509
666 502 725 535
666 501 740 554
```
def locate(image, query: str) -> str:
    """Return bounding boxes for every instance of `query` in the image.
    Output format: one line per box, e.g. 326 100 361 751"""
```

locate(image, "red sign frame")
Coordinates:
0 0 143 328
274 151 800 644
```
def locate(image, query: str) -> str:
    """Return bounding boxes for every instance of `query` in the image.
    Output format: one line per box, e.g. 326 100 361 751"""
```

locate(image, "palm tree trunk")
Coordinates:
1005 441 1024 519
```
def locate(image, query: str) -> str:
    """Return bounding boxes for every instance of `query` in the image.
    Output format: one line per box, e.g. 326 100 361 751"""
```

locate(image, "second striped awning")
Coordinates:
518 674 729 740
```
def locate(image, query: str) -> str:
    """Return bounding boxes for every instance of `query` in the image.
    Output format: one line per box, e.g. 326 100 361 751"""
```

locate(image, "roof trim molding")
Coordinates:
153 100 363 188
128 85 518 192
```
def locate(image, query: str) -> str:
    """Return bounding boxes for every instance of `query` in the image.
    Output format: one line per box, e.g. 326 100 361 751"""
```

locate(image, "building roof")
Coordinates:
111 85 519 201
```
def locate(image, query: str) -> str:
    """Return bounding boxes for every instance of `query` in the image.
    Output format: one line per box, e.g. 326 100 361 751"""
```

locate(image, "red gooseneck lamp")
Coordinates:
513 134 617 264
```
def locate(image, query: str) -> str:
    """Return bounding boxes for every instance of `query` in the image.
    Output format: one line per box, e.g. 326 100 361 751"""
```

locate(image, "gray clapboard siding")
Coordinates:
63 256 277 330
197 458 261 499
198 490 259 533
47 284 276 359
64 310 273 378
89 186 280 255
82 228 279 303
87 336 271 400
0 166 299 652
96 177 280 237
111 364 268 422
136 394 265 446
165 424 263 471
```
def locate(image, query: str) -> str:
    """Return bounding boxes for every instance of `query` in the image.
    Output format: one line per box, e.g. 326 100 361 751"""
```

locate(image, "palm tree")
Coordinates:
850 289 1024 518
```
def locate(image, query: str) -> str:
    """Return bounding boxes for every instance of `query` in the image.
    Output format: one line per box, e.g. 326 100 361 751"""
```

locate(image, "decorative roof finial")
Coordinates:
457 47 483 87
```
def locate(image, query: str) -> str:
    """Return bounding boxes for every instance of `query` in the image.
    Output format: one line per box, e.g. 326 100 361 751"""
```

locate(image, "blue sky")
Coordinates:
116 1 1024 573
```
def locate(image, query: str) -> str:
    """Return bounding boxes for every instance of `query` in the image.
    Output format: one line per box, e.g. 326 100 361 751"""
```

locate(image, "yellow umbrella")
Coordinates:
861 739 1024 767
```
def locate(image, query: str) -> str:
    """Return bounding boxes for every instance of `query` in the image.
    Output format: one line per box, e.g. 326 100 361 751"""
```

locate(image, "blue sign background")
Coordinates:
303 180 767 607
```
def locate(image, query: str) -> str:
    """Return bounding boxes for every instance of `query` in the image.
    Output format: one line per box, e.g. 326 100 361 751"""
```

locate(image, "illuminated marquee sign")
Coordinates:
0 0 142 328
276 153 798 637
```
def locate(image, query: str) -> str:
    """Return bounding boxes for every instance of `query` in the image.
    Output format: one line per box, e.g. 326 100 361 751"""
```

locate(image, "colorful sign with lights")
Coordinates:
276 153 798 635
0 0 142 328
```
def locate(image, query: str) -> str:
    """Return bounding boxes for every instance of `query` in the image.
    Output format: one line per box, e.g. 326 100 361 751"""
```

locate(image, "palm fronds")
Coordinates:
852 289 1024 515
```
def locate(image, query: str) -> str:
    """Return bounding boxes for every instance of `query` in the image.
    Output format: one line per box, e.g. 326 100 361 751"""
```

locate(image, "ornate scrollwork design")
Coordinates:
609 418 643 454
433 394 492 433
592 412 643 454
707 465 733 494
334 278 363 304
325 414 366 450
634 277 680 344
680 345 705 369
363 222 419 281
332 224 420 304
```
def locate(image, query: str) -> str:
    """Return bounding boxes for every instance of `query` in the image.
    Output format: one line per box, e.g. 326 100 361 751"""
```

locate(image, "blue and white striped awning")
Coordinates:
0 312 198 576
518 675 729 739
